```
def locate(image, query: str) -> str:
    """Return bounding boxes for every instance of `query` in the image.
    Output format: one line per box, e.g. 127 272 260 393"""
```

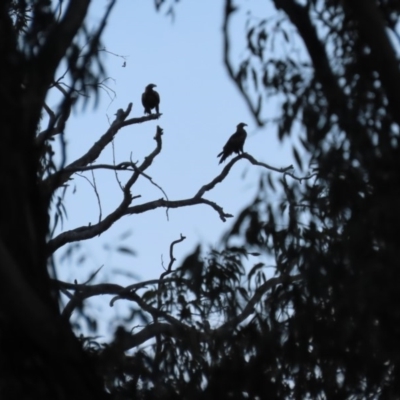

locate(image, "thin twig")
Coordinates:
129 154 169 201
166 233 186 274
47 126 164 254
75 171 102 224
111 140 124 191
48 150 317 254
223 0 264 126
42 103 162 195
155 233 186 369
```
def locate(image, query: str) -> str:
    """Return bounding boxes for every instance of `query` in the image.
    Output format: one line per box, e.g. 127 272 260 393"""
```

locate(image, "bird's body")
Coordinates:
217 123 248 164
141 83 160 115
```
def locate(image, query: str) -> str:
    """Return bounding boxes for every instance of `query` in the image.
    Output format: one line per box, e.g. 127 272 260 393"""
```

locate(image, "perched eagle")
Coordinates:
141 83 160 115
217 123 248 164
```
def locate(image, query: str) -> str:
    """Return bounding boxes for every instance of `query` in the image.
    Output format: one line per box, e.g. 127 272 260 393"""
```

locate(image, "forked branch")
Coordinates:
42 102 160 195
48 149 316 255
47 125 164 254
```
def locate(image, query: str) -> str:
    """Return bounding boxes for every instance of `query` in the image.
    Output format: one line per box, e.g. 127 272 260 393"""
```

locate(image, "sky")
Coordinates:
49 0 299 334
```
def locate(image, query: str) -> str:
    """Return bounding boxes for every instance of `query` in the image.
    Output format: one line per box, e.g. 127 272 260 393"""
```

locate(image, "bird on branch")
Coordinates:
141 83 160 115
217 123 248 164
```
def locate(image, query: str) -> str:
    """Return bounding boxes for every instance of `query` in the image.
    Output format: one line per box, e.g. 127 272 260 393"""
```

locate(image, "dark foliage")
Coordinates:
217 0 400 398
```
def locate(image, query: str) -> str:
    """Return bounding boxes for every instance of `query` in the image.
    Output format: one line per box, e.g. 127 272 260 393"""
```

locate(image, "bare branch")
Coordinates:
122 153 302 222
59 282 125 320
129 155 169 201
48 150 314 254
46 126 164 254
154 234 187 362
111 139 124 191
36 83 78 147
166 234 186 274
242 153 318 181
43 103 135 191
195 154 293 200
155 233 186 367
121 114 162 128
125 197 233 222
62 161 143 173
42 103 161 195
98 46 129 64
223 0 264 126
56 277 193 320
36 102 60 146
52 82 71 99
43 102 56 121
62 160 169 201
195 152 313 199
75 172 102 223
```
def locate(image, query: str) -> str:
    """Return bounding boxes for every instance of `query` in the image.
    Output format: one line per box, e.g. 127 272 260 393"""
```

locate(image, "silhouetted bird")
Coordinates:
217 123 248 164
141 83 160 115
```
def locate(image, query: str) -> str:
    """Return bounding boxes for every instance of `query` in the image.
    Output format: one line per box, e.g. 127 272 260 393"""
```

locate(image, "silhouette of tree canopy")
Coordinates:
2 0 400 399
216 0 400 398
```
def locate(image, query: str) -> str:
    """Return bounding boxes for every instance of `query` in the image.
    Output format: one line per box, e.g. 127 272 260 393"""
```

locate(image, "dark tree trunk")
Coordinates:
0 2 108 398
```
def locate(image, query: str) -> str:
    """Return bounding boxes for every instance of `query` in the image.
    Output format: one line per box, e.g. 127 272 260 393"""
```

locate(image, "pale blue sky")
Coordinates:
49 1 299 333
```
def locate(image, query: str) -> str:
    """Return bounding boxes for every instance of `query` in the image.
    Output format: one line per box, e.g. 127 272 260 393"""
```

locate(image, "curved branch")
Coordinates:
61 283 124 319
36 87 78 146
60 284 192 350
115 290 190 332
195 154 293 200
55 277 191 320
42 103 160 195
125 197 233 222
49 152 313 254
76 171 102 223
65 161 169 202
56 273 304 350
63 161 150 173
47 192 139 255
155 234 186 364
195 152 311 200
223 0 264 126
46 125 164 254
166 234 186 274
60 277 191 333
240 153 316 182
